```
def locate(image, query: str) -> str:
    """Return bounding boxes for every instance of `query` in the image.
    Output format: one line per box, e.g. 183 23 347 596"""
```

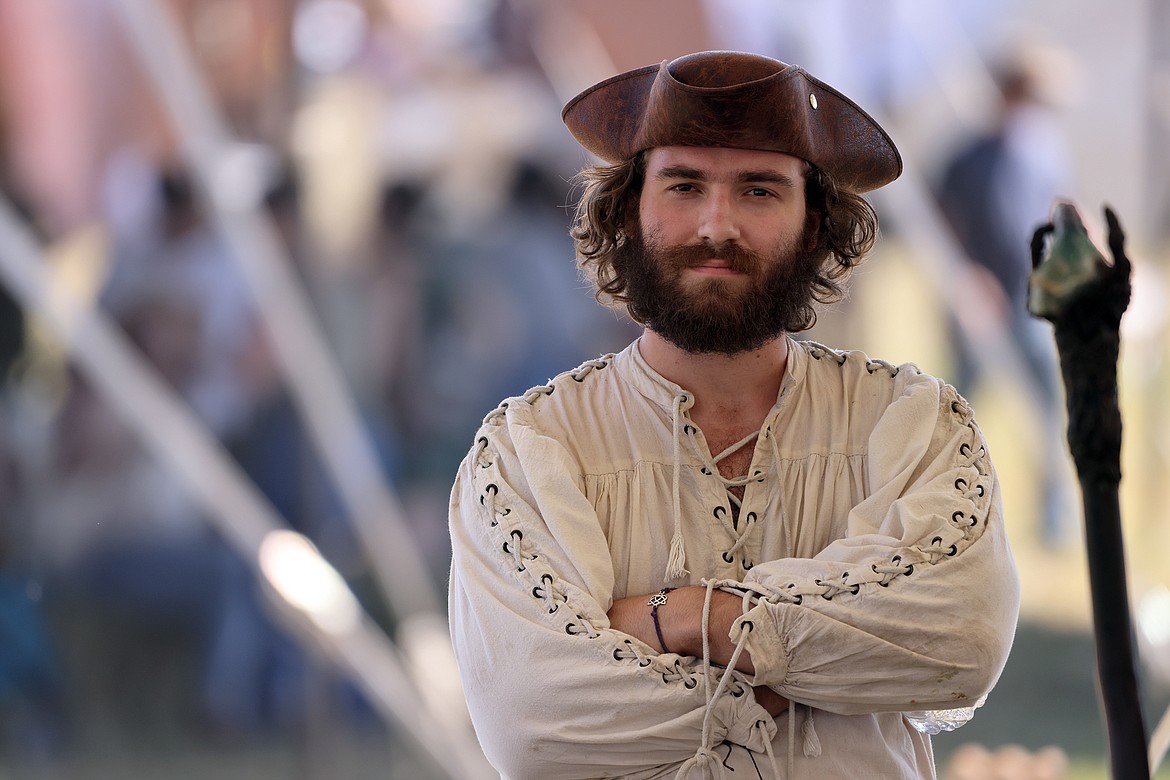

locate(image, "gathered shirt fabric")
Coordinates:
448 337 1020 779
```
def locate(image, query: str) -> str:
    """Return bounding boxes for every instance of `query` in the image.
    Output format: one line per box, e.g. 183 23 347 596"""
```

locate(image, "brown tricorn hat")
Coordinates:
562 50 902 193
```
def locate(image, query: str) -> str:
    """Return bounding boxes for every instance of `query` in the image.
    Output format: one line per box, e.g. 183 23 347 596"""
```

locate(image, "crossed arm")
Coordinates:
607 586 791 716
451 377 1019 776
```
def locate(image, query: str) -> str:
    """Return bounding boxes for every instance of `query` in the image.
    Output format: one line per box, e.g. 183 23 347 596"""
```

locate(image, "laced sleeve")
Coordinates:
724 375 1020 718
449 395 774 779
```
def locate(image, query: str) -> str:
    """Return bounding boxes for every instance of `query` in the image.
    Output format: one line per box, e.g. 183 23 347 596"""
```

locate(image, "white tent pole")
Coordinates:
0 194 494 779
108 0 441 620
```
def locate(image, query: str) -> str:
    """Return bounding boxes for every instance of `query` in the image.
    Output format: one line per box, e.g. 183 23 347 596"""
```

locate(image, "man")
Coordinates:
448 51 1019 779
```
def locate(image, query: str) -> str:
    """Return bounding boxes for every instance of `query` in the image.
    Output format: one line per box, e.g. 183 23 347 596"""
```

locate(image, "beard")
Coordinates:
613 225 826 355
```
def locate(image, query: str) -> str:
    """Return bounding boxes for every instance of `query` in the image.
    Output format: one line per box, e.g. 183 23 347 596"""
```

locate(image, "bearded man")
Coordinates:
448 51 1019 779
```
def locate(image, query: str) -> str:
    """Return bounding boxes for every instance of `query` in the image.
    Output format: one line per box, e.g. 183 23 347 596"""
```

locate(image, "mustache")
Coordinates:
652 241 763 274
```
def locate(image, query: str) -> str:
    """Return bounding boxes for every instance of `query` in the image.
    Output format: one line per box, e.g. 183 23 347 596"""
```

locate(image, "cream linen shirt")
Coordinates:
449 337 1020 779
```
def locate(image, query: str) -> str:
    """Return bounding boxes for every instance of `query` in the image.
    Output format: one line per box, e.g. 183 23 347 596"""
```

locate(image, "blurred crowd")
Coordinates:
0 0 1167 777
0 0 644 769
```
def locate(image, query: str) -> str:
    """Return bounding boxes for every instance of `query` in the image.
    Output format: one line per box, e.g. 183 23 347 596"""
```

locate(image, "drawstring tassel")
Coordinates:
801 706 822 757
666 532 687 581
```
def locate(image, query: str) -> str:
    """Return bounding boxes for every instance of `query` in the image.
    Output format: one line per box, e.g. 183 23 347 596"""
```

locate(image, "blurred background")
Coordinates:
0 0 1168 778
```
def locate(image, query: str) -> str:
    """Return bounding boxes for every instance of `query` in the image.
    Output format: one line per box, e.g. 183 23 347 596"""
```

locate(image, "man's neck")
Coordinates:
638 329 789 434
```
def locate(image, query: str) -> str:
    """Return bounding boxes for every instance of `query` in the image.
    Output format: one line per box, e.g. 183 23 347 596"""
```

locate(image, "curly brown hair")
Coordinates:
570 150 880 317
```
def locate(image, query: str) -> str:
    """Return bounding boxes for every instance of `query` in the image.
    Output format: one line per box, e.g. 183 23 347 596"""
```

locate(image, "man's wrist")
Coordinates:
647 587 676 653
660 587 756 674
659 586 706 658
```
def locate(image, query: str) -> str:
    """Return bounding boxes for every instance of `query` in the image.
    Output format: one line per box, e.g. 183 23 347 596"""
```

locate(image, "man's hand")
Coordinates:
752 685 790 717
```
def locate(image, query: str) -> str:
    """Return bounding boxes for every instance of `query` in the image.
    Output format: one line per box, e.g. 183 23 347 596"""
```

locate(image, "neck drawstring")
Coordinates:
668 399 762 581
666 393 689 580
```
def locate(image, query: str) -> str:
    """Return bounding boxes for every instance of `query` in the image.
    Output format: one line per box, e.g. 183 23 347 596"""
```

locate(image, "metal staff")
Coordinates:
1028 203 1149 779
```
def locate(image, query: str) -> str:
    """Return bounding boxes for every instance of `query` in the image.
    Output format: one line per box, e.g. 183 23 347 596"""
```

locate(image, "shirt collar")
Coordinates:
614 335 806 416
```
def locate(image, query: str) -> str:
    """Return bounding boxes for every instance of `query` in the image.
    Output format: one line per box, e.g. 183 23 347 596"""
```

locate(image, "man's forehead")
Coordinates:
644 146 807 179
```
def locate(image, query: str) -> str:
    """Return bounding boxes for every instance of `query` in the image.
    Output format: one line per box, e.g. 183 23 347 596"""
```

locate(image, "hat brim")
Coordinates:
562 51 902 193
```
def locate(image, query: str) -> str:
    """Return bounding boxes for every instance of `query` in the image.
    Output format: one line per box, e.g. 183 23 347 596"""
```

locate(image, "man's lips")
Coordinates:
687 260 746 276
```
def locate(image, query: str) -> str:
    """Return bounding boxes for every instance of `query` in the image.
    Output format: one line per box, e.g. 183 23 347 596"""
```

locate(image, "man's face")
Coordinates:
617 146 823 354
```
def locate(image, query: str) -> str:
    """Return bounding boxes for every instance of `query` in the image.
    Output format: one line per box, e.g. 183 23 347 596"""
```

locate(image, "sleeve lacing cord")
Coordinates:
473 437 492 468
807 341 924 378
475 432 704 686
482 401 509 427
479 357 612 428
565 615 602 639
864 357 899 376
749 389 993 604
568 357 611 382
522 384 555 404
806 343 848 366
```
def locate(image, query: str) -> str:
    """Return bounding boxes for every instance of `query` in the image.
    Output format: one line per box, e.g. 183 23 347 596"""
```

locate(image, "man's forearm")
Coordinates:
607 587 791 717
608 586 756 673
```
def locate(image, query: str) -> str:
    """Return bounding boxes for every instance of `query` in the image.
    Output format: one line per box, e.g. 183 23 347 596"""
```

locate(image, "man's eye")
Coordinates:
747 187 773 198
669 183 696 192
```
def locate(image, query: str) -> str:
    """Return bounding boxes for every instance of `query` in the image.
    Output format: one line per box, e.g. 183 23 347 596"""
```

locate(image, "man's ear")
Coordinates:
803 209 823 251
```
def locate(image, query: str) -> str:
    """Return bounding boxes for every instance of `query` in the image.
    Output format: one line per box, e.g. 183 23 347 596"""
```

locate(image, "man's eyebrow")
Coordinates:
733 170 800 187
653 165 706 181
652 165 800 187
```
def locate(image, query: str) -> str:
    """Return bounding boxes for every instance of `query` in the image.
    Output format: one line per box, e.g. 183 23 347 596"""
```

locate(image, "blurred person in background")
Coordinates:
0 178 69 765
25 163 310 745
448 51 1019 778
933 46 1077 549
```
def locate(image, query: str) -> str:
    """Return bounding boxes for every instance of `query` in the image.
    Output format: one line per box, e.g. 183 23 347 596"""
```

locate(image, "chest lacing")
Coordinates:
667 396 774 581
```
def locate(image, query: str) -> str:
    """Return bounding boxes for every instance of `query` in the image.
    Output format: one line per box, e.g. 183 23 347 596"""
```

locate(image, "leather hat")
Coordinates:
562 50 902 192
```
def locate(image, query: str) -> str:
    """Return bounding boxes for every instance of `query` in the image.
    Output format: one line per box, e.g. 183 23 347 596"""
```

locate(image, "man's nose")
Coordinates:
697 192 741 245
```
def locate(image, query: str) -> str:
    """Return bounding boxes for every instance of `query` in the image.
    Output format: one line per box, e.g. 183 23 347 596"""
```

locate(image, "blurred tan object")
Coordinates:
44 223 110 310
567 0 714 73
291 75 384 261
942 742 1068 780
519 0 716 103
